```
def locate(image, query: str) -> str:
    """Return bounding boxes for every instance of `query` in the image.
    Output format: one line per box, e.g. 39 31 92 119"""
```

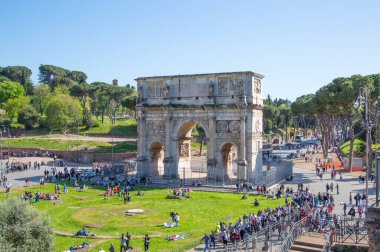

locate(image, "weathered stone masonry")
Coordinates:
136 71 264 182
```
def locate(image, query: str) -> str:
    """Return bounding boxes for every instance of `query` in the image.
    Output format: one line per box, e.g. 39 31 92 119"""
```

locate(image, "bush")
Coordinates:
83 108 94 130
38 117 49 129
17 105 40 130
45 94 82 132
0 197 53 252
92 120 101 128
0 118 11 128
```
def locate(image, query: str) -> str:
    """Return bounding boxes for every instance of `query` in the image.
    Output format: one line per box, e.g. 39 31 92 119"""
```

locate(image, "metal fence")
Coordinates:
262 160 293 187
223 210 302 252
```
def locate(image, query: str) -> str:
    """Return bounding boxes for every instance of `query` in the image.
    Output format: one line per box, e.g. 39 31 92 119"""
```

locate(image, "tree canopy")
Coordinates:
0 197 53 252
0 80 25 105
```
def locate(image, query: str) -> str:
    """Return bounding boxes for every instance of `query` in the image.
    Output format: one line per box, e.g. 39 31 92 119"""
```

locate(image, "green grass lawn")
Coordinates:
340 139 380 156
84 118 137 135
190 141 207 149
4 138 137 153
0 184 284 252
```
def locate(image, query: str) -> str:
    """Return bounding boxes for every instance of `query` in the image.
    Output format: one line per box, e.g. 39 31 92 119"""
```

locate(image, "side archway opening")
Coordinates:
149 141 164 176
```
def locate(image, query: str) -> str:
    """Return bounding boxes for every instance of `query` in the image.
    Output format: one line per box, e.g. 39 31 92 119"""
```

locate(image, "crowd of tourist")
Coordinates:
18 191 61 203
3 158 65 173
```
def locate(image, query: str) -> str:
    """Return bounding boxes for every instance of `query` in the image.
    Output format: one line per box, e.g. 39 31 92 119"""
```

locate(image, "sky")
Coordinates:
1 0 380 101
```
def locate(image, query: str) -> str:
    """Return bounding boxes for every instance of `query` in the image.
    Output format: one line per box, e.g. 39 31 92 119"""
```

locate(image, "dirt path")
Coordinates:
19 134 136 142
53 230 163 239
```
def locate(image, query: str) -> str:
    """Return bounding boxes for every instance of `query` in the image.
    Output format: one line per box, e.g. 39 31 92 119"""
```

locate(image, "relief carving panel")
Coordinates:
146 80 166 98
254 79 261 94
218 77 228 95
179 143 189 158
229 121 241 133
217 132 240 139
216 120 241 133
146 120 165 136
255 120 262 133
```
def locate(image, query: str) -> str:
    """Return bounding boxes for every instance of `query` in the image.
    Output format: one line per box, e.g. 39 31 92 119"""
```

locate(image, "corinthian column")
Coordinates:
238 109 247 180
163 110 173 177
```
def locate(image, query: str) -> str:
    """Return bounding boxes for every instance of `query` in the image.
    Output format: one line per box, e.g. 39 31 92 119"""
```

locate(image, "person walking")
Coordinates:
343 202 347 216
109 243 115 252
144 234 150 251
123 193 127 204
210 231 216 249
335 183 339 194
201 233 211 252
243 230 249 250
120 234 126 252
126 232 131 250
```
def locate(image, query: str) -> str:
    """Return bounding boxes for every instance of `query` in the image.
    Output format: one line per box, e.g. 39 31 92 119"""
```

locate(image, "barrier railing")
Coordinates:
280 219 306 252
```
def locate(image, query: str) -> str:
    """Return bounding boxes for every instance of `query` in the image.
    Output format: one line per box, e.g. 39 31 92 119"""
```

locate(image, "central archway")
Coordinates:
219 142 238 181
176 122 208 180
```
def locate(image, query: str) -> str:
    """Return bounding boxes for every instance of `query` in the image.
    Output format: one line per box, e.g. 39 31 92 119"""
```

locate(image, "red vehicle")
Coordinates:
0 150 9 159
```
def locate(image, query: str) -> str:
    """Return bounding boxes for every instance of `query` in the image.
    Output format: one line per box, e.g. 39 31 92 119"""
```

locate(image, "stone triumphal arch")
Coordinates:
136 71 264 182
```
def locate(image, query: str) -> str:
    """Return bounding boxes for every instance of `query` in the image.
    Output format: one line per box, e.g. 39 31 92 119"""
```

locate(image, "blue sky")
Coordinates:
1 0 379 100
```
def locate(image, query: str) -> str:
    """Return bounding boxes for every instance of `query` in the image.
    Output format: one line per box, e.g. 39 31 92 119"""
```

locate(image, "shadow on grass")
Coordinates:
14 175 43 183
95 142 137 153
110 125 137 135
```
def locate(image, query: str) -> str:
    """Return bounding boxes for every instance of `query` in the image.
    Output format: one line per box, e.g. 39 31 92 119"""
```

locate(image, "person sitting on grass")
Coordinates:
242 194 248 200
254 198 260 206
137 190 144 196
104 191 109 200
170 212 176 222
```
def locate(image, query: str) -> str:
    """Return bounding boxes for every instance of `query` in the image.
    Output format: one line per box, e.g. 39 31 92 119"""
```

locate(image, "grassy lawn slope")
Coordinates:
0 184 284 252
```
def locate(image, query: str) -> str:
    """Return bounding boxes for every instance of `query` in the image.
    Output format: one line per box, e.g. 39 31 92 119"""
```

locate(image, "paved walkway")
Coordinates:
0 157 89 188
187 152 376 252
291 152 375 215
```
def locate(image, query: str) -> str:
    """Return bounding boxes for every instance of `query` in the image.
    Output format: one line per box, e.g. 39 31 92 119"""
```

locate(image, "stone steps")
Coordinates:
289 232 327 252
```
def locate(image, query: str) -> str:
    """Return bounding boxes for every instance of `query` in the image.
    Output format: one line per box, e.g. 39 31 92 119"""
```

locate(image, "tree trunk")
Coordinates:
285 122 289 143
348 117 354 172
295 116 299 141
301 115 307 137
368 130 373 176
317 114 332 158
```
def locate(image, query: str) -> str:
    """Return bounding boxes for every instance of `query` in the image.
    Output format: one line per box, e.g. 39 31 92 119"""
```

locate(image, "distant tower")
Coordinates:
112 79 118 86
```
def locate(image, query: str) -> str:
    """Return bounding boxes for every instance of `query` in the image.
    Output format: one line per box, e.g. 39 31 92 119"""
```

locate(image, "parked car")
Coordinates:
287 153 300 159
295 135 304 142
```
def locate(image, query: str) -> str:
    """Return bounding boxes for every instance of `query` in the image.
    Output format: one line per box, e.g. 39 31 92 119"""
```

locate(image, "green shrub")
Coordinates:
0 197 53 252
38 117 49 129
92 120 101 128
